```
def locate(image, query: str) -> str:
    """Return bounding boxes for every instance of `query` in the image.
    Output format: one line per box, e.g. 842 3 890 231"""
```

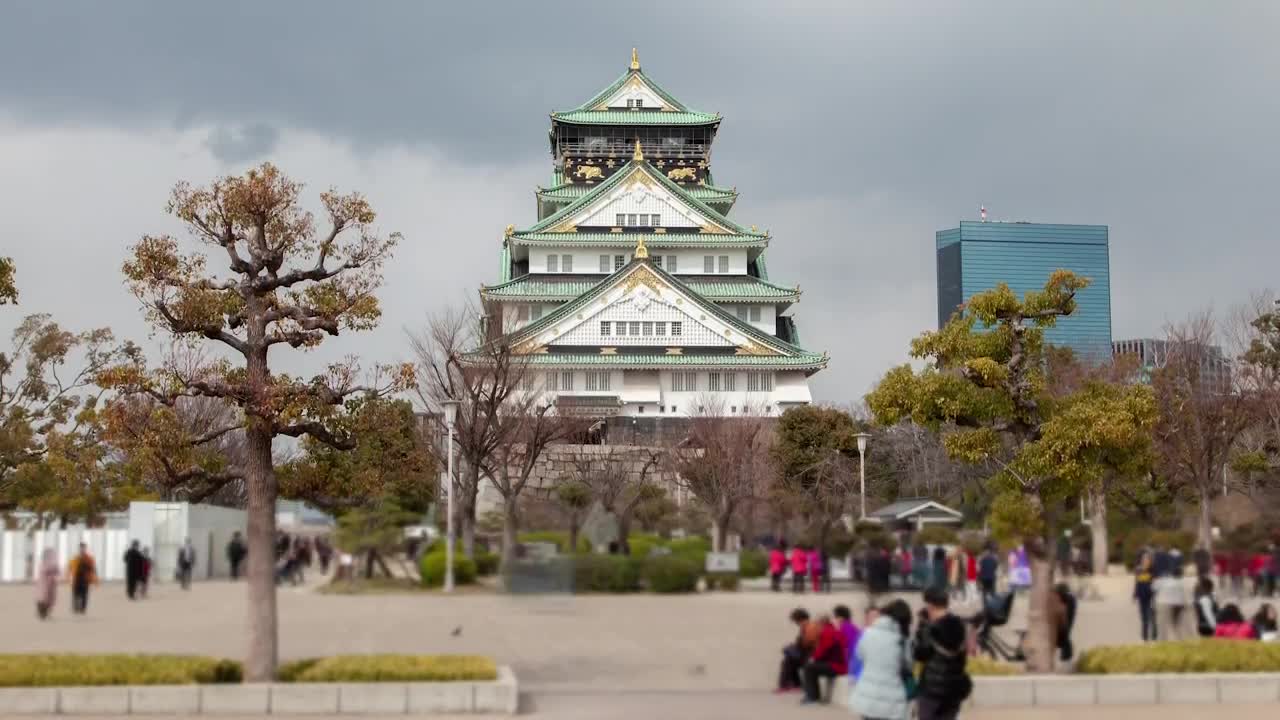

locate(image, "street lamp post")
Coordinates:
855 432 871 521
442 400 460 593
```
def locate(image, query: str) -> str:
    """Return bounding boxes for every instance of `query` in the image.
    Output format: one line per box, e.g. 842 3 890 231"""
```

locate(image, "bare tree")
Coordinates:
668 399 772 551
411 305 531 557
1153 311 1257 549
566 445 664 553
487 405 580 564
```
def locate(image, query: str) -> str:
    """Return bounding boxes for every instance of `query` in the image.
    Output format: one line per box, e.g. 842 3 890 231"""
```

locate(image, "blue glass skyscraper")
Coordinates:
936 221 1113 359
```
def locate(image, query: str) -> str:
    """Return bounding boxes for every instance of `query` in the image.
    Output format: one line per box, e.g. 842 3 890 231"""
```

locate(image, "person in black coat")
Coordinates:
914 587 972 720
123 540 146 600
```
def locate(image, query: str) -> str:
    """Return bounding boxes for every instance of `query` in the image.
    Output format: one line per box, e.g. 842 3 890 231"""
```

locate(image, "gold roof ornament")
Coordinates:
504 224 514 238
630 48 640 70
635 234 649 259
633 138 644 162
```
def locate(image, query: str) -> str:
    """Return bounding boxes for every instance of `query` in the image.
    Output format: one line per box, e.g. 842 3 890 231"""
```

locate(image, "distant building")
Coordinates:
1112 337 1232 392
937 221 1113 359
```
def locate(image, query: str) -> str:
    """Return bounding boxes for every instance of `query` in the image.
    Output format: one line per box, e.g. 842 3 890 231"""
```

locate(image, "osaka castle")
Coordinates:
480 49 827 417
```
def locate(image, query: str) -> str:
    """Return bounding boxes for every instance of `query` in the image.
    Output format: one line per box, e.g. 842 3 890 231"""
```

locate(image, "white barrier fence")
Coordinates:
0 529 129 583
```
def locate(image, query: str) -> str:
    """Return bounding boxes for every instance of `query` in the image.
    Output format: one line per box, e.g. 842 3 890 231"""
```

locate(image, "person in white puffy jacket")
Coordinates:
849 599 912 720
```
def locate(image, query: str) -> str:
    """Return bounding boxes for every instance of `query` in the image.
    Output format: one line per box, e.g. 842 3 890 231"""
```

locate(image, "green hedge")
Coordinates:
419 551 477 588
570 554 642 593
0 655 242 687
1078 640 1280 674
277 655 496 683
739 549 767 579
627 533 667 559
704 573 740 592
642 555 702 593
1120 529 1195 566
474 552 500 577
518 531 591 554
668 536 711 557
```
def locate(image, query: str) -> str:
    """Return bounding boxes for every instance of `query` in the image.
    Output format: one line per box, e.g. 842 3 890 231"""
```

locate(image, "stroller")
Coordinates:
968 591 1026 662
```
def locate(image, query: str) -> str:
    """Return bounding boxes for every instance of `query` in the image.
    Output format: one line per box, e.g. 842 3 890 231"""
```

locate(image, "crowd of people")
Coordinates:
1135 542 1279 642
30 531 335 619
777 587 974 720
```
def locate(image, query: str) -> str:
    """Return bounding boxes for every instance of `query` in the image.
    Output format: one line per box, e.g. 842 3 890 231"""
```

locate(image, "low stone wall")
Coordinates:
0 666 518 715
833 672 1280 707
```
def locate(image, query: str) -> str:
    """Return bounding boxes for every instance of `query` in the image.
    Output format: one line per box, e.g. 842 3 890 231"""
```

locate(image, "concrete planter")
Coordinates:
0 666 517 716
832 672 1280 708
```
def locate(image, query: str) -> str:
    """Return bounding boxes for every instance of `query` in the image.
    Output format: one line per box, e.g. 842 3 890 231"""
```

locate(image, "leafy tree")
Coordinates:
772 405 861 546
99 163 408 681
334 499 418 579
1 313 136 510
0 257 16 305
552 478 593 554
278 397 436 515
866 271 1155 671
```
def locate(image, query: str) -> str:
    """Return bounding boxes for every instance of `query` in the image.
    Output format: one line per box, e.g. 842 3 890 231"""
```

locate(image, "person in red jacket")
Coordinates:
790 545 809 594
965 550 979 602
801 614 849 704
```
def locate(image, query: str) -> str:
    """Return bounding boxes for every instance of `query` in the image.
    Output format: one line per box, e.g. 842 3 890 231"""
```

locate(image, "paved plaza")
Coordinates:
2 572 1275 717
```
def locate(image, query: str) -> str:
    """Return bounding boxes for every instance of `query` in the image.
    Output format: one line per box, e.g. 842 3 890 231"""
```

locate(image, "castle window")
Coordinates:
747 372 775 393
666 255 677 272
627 214 638 226
671 321 682 336
517 305 530 321
585 371 610 391
725 373 737 392
615 255 626 270
708 372 722 392
639 214 650 226
642 322 653 336
560 371 574 391
655 322 666 336
600 254 610 272
629 321 640 336
561 254 573 272
616 322 627 337
652 214 662 227
600 321 611 336
616 213 625 226
704 255 714 273
719 255 729 273
653 256 662 269
547 254 558 272
750 306 761 322
531 305 543 321
736 306 748 322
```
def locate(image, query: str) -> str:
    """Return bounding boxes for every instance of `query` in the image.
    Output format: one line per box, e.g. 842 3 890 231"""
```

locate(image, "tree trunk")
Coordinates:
244 421 278 682
1024 550 1056 673
461 469 479 557
500 495 519 569
567 516 580 557
1198 486 1214 551
714 511 731 553
617 513 633 555
1090 490 1109 576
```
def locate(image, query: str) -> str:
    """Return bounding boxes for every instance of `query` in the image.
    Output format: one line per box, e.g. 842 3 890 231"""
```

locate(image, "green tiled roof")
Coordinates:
523 351 827 370
507 257 821 364
511 231 765 249
482 274 800 303
553 62 719 127
518 158 765 243
551 109 720 126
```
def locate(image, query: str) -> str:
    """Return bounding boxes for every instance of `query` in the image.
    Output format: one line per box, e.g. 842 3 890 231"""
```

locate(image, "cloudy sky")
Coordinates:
1 1 1277 403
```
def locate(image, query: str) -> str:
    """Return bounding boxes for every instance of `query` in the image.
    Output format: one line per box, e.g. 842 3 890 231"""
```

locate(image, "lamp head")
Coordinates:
855 432 870 454
442 399 460 427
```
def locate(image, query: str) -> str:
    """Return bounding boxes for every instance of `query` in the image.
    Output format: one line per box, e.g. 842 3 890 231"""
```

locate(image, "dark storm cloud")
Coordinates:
1 0 1278 402
204 123 280 164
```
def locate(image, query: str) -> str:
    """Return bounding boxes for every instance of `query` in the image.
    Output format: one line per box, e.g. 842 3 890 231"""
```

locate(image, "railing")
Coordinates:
559 141 712 160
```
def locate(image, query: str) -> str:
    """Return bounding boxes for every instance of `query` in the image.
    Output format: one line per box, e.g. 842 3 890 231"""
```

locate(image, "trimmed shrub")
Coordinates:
967 656 1021 676
474 552 500 577
668 536 711 557
518 531 591 554
419 551 477 588
571 554 642 593
643 554 702 593
739 549 768 579
1077 640 1280 674
0 655 241 687
277 655 497 683
626 533 668 559
704 573 740 592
